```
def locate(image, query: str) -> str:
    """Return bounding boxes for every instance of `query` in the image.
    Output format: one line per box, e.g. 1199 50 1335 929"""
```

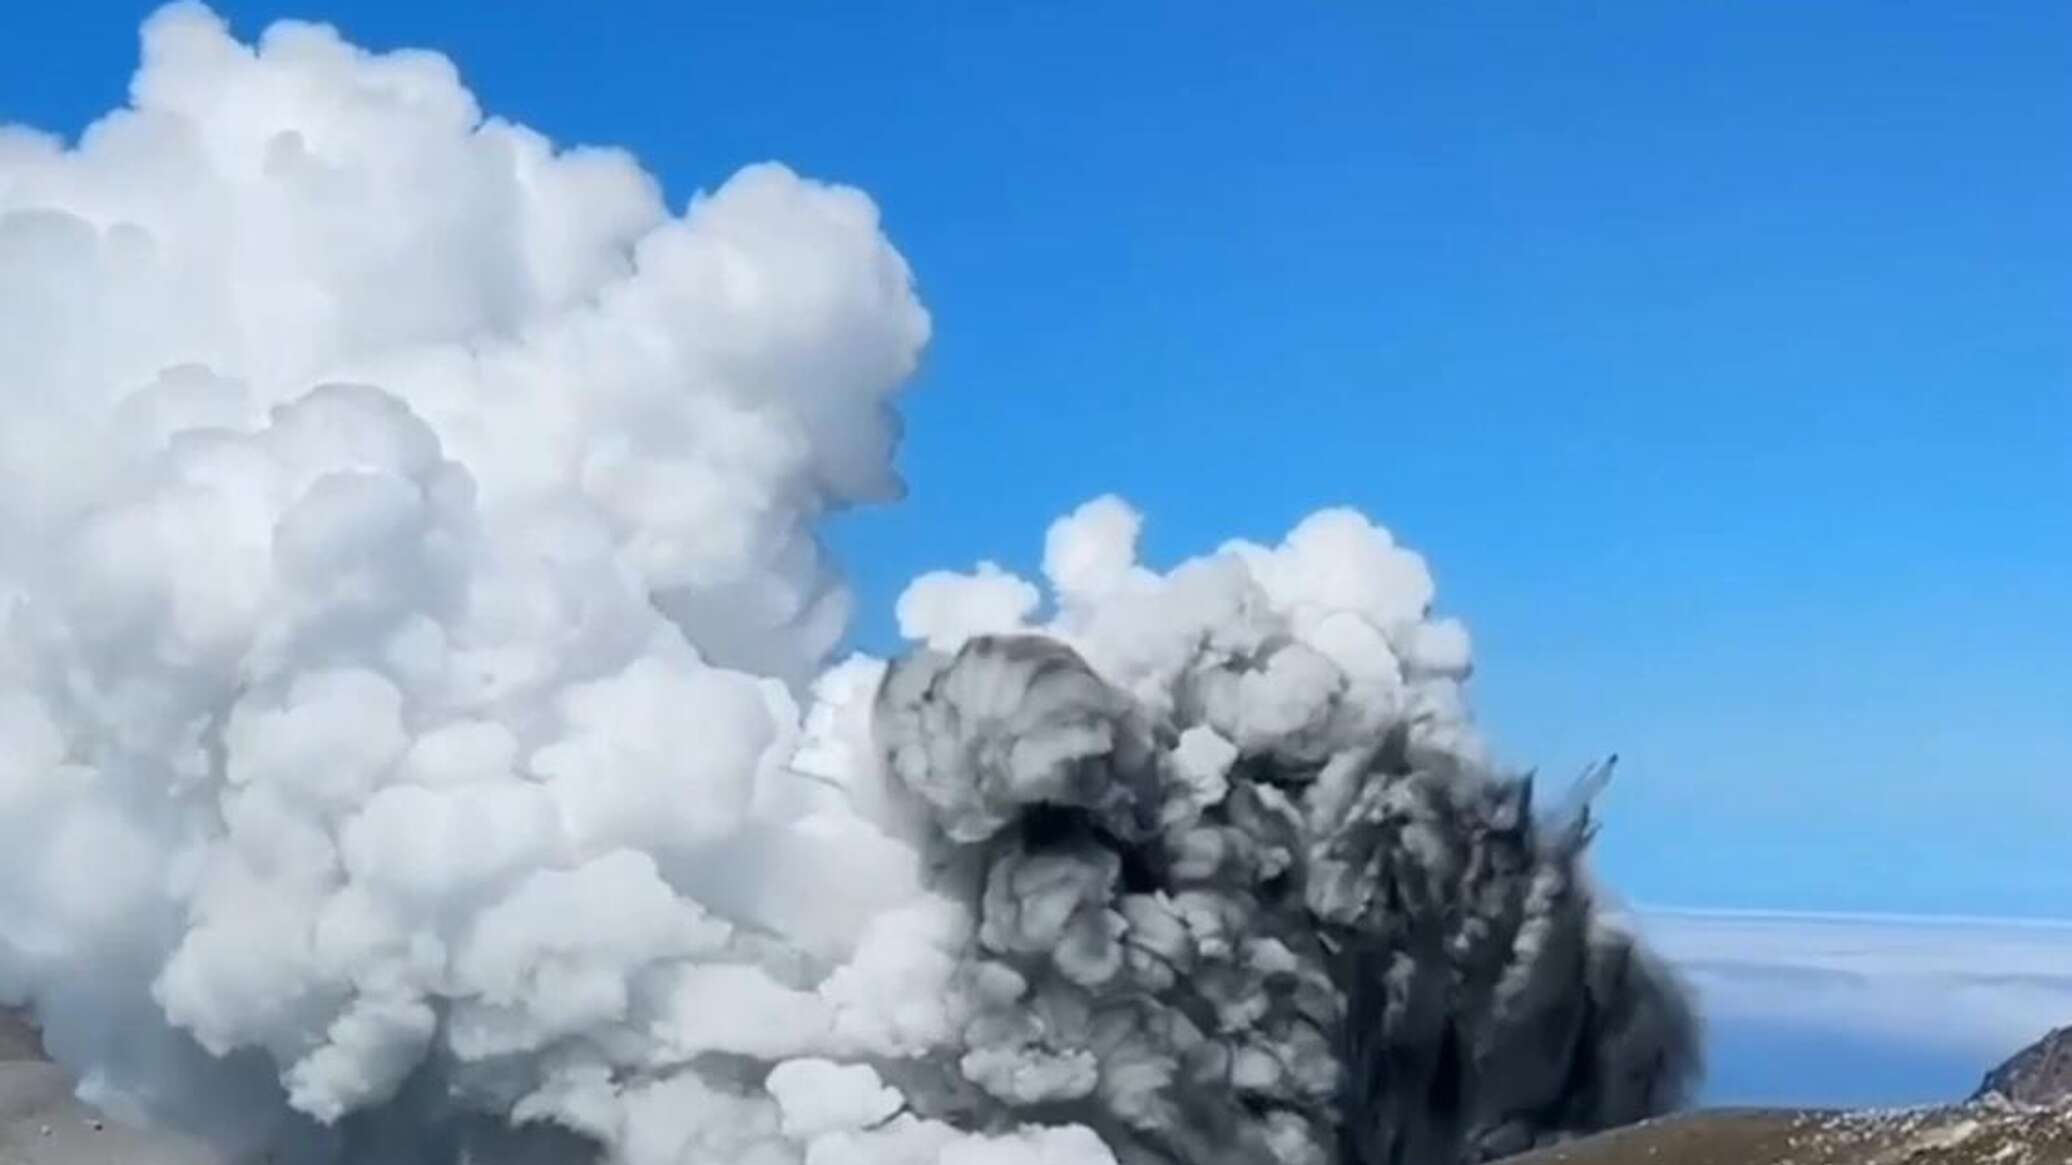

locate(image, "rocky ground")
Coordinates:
1511 1026 2072 1165
1510 1102 2072 1165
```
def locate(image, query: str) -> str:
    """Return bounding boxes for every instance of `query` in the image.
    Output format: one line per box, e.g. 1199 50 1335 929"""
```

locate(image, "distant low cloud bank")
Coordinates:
1638 910 2072 1106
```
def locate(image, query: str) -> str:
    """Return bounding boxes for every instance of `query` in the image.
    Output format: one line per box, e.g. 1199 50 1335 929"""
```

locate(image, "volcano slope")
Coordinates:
1509 1100 2072 1163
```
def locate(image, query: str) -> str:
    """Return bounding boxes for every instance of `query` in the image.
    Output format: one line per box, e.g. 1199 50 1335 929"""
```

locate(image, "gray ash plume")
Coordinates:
873 633 1699 1164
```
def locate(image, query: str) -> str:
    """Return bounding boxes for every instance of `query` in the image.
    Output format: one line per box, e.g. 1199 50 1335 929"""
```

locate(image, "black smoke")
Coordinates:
873 634 1700 1164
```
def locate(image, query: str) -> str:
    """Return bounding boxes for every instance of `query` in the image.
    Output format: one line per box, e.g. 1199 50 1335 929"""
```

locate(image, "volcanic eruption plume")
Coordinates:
0 7 1697 1164
864 501 1699 1164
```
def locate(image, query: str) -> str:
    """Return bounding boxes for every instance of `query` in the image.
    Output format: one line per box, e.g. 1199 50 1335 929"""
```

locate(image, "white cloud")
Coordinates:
1639 909 2072 1065
0 3 943 1157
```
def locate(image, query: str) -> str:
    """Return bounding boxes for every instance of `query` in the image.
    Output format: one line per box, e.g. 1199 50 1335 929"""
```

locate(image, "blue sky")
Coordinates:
5 4 2067 924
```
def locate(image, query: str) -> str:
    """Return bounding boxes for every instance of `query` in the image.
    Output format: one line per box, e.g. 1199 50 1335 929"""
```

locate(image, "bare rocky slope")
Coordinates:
1508 1102 2072 1165
1976 1027 2072 1109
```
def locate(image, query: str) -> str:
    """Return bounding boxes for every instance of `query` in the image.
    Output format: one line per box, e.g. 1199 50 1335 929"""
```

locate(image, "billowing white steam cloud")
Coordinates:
0 7 1695 1164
